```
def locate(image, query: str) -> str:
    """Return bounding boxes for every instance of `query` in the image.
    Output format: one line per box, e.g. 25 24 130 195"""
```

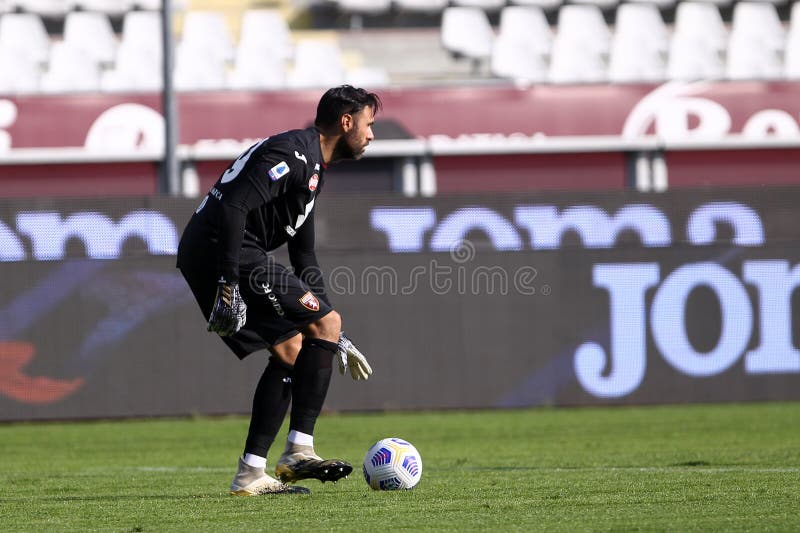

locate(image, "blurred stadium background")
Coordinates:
1 0 800 421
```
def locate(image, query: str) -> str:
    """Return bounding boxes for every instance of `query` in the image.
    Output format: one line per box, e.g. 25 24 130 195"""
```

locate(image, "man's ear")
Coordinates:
341 113 353 132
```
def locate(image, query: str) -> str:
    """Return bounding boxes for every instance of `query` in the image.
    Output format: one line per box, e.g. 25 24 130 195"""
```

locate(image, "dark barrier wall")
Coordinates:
1 188 799 421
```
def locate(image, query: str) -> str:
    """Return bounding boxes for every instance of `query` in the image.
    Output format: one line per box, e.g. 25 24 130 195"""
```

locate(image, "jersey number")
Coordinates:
221 138 269 184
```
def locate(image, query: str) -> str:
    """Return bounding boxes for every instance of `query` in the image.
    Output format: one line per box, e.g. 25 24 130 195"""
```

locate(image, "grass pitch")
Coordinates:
1 403 799 532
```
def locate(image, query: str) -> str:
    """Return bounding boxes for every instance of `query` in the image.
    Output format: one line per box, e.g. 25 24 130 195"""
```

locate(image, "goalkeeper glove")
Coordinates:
207 279 247 336
337 333 373 381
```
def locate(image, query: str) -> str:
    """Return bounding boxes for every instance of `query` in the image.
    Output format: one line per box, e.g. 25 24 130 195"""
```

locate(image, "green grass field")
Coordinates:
1 403 799 532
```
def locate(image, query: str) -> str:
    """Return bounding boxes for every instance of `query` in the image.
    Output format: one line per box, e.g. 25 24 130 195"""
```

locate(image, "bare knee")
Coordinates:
270 333 303 365
302 310 341 343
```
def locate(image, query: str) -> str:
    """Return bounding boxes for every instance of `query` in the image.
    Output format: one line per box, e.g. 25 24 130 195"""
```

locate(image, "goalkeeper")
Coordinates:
177 85 380 496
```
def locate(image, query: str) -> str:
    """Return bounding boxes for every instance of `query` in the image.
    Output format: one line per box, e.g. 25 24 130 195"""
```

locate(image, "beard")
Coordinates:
331 130 364 162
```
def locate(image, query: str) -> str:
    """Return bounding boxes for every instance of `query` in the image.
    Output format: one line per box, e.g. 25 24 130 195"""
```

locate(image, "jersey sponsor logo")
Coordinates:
294 151 307 164
299 291 320 312
309 174 319 192
268 161 290 181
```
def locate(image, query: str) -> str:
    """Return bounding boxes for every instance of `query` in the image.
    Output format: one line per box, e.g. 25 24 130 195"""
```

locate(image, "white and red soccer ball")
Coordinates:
363 437 423 490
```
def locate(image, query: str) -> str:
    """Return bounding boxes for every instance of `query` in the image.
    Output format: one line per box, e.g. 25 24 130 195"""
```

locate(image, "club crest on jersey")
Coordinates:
268 161 290 181
299 291 320 312
308 174 319 191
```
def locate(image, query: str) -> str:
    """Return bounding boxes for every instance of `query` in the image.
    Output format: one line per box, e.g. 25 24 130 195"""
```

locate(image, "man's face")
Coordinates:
336 105 376 160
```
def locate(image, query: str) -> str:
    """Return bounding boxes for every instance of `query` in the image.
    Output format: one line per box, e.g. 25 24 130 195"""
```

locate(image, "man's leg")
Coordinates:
274 311 353 483
230 335 310 495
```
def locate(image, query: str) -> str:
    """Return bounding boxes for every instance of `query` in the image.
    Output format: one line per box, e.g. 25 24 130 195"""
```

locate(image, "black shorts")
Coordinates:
180 259 333 359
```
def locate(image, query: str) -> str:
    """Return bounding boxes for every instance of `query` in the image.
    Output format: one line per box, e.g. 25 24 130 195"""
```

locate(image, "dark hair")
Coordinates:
314 85 382 131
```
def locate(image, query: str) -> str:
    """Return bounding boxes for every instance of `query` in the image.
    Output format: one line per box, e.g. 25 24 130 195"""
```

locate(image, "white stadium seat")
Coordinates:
508 0 562 11
0 45 41 93
608 37 666 82
548 37 608 83
122 10 162 57
394 0 449 13
227 43 287 90
345 65 391 88
72 0 133 16
491 6 551 83
174 40 227 91
63 11 117 65
40 41 102 93
288 39 347 89
441 7 494 61
666 33 725 80
730 2 785 52
239 9 293 60
555 4 612 55
101 40 162 92
8 0 72 17
569 0 619 11
180 10 235 63
673 2 728 53
491 36 549 83
614 3 668 55
0 12 50 64
725 2 784 80
784 31 800 79
498 6 553 55
451 0 507 10
336 0 392 15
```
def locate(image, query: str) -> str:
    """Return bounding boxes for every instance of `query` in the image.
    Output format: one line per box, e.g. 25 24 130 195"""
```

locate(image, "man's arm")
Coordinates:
287 210 331 307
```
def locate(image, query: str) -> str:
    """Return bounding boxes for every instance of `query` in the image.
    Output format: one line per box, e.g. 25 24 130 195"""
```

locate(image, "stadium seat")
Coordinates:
40 41 102 93
174 40 227 91
101 40 162 92
725 34 782 80
614 3 668 55
451 0 507 10
287 39 347 88
239 9 293 60
784 31 800 79
724 2 784 80
441 7 494 62
491 35 549 83
227 43 287 90
8 0 72 17
122 9 162 55
336 0 392 15
555 4 611 55
180 11 235 64
673 2 727 54
345 65 391 88
508 0 563 11
491 6 551 82
0 13 50 64
608 36 666 82
618 0 676 9
498 5 553 55
63 11 117 65
394 0 449 14
569 0 619 11
793 1 800 31
0 45 40 93
548 37 608 83
666 33 725 80
730 2 785 52
72 0 133 16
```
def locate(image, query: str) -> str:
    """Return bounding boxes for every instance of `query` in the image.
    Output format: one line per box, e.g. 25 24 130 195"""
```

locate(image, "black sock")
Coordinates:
244 357 292 459
289 338 337 436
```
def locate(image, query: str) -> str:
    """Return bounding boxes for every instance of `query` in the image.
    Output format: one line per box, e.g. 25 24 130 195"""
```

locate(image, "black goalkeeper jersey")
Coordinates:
177 127 329 304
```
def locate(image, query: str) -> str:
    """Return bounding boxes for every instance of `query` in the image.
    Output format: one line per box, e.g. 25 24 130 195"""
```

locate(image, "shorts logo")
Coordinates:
299 291 320 312
308 174 319 191
268 161 290 181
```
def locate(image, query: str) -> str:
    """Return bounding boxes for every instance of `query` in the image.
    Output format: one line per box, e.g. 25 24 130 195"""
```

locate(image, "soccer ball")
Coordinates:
362 437 423 490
